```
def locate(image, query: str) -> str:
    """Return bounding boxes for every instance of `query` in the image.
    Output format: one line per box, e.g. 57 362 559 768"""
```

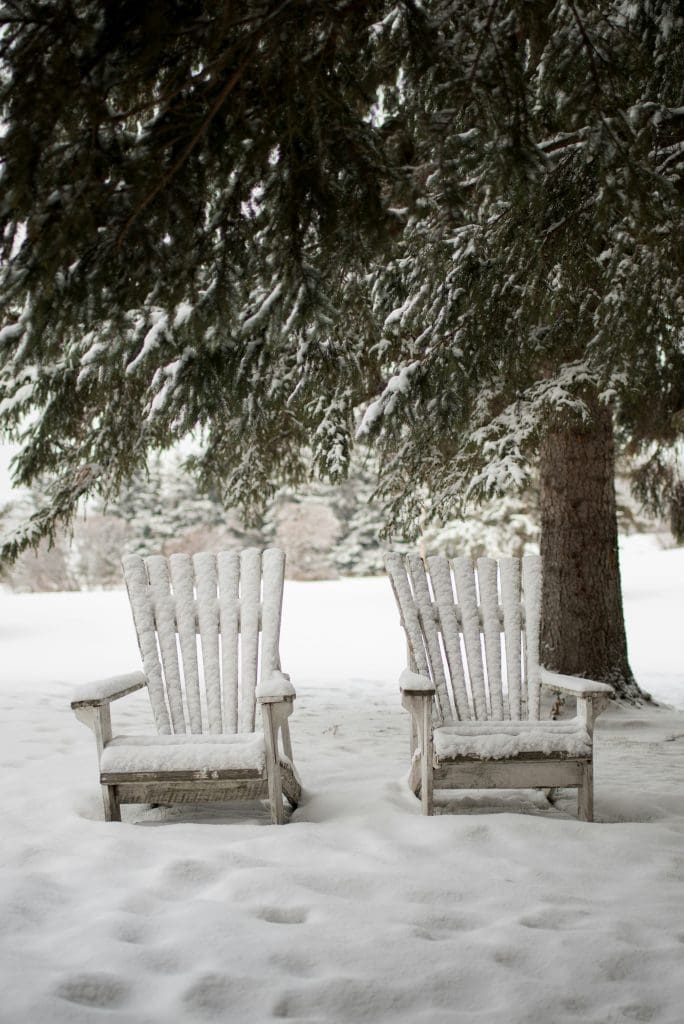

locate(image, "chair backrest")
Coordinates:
123 548 285 736
385 553 542 725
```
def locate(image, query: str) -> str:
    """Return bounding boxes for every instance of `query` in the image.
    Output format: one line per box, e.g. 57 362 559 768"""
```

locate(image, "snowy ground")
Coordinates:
1 541 683 1024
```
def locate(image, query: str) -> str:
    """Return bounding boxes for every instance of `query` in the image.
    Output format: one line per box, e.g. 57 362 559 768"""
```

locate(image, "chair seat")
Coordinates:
433 720 592 762
100 733 267 778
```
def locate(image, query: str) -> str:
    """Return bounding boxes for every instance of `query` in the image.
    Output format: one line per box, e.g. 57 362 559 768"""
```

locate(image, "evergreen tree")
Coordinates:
0 0 406 550
1 2 682 696
356 2 684 698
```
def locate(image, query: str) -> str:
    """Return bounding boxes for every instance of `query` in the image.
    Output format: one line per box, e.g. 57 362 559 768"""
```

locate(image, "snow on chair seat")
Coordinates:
433 721 592 762
71 548 301 824
100 733 268 776
386 552 613 820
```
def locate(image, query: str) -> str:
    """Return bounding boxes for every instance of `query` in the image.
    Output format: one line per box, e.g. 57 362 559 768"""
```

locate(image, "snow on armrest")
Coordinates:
256 670 296 702
71 671 147 708
540 667 614 698
399 668 436 695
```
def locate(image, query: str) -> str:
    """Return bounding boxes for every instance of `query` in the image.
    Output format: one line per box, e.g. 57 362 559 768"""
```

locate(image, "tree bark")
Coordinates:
539 398 644 701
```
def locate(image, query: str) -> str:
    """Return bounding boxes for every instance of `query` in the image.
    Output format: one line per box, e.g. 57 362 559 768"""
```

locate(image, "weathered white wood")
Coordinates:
401 691 434 815
575 694 611 739
385 552 432 680
387 551 610 821
71 673 146 708
408 751 422 797
239 548 262 734
426 555 472 721
123 555 172 734
499 557 523 720
104 765 301 809
73 703 111 758
75 547 299 825
73 703 120 821
477 557 504 719
405 638 420 757
577 762 593 821
217 551 240 734
280 761 301 809
169 553 203 733
113 780 271 804
261 548 285 676
434 758 585 790
101 766 264 783
452 557 488 720
194 552 222 734
406 554 454 724
540 668 614 699
522 555 542 720
280 719 294 763
420 699 434 816
146 555 187 734
262 700 285 824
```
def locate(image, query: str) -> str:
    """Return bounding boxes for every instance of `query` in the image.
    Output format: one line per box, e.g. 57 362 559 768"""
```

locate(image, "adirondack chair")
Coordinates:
71 548 301 824
385 552 613 820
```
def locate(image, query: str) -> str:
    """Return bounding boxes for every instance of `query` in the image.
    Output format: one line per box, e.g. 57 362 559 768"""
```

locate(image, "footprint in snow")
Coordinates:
414 912 482 941
519 907 590 931
55 972 131 1009
113 919 147 945
158 857 221 894
256 906 308 925
269 951 318 978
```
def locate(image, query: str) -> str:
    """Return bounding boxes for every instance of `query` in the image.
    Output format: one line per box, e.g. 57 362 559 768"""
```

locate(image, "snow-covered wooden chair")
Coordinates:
71 548 301 824
385 553 613 820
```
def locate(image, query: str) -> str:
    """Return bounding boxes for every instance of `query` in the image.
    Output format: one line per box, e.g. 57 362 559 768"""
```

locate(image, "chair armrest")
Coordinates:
256 670 296 703
71 671 147 709
399 668 436 696
540 667 614 699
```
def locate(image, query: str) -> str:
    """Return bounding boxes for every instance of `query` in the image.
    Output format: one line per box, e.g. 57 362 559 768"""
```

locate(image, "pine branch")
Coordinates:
115 0 295 246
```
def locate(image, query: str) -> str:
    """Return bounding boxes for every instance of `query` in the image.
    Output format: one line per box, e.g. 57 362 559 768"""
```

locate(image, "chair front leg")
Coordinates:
260 698 295 825
401 693 434 816
577 762 593 822
575 695 609 822
73 704 120 822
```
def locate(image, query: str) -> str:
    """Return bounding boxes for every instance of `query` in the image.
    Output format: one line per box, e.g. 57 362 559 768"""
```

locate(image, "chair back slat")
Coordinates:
452 557 489 720
238 548 262 734
146 555 187 734
499 558 523 719
385 554 433 677
123 555 172 734
522 556 542 719
477 557 505 719
169 553 203 733
385 552 543 725
217 551 240 733
426 555 472 721
194 552 222 733
122 547 283 736
406 554 454 723
261 548 286 676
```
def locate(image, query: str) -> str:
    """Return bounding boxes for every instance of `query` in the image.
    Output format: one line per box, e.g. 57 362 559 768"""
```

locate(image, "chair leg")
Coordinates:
102 785 121 822
281 765 301 810
262 703 286 825
267 768 285 825
420 715 434 816
577 763 593 822
420 762 433 816
403 694 434 815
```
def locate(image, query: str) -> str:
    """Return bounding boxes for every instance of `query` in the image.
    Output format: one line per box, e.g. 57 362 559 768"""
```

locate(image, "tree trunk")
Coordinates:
539 399 645 701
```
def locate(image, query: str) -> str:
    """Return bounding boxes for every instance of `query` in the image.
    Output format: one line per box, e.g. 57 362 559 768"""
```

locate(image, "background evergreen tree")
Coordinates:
1 2 682 697
355 2 684 698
